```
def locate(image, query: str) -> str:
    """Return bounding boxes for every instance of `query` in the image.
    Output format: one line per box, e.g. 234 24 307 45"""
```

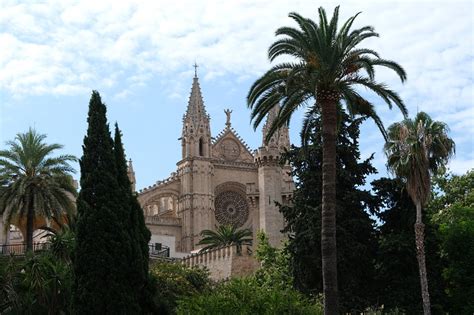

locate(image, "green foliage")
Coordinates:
47 225 75 262
247 6 407 143
384 111 455 207
197 224 252 253
176 277 322 315
0 128 77 250
372 178 448 314
280 113 379 312
254 231 292 290
430 171 474 314
149 261 211 315
114 124 153 312
0 251 73 314
73 91 139 313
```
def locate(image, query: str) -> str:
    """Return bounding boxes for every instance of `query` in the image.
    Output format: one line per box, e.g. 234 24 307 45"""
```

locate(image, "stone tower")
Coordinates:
177 71 214 251
255 105 290 247
127 159 136 192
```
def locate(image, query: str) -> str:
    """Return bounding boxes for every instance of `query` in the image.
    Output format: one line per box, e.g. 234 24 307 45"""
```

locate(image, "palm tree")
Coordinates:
247 6 407 313
384 112 455 315
197 224 252 253
0 128 77 251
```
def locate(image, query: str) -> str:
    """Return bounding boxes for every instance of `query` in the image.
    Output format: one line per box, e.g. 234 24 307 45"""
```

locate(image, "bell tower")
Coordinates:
255 105 290 247
177 66 214 251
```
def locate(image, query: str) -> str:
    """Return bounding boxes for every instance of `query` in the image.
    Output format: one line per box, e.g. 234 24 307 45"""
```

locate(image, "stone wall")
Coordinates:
181 245 259 281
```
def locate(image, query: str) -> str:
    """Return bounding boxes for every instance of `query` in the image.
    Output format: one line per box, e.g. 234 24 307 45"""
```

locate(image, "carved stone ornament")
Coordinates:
219 138 241 161
215 190 249 227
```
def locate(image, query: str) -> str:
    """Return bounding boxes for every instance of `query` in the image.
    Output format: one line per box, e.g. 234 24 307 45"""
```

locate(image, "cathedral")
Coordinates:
128 72 294 257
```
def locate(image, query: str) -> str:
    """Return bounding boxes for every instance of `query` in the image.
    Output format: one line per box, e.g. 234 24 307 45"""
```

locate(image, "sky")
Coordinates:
1 0 473 190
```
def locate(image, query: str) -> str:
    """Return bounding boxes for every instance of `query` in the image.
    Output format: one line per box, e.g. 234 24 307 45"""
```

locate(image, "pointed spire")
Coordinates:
185 72 208 127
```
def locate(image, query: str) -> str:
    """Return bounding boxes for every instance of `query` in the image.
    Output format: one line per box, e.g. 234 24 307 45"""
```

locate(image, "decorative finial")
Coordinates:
224 109 233 128
193 62 199 78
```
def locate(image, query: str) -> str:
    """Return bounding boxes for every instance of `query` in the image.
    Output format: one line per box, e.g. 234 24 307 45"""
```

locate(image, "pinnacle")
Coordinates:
185 76 208 127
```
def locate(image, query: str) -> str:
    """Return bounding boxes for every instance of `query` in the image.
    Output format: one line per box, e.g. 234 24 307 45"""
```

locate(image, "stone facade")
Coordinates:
135 73 294 255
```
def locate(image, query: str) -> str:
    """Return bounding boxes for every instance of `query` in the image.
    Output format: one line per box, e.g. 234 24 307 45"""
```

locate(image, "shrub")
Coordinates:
176 277 322 315
149 260 211 314
0 252 73 314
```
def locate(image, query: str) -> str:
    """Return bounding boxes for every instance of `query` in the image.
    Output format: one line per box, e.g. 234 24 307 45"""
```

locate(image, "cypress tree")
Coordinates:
280 112 378 312
113 124 154 312
73 91 138 313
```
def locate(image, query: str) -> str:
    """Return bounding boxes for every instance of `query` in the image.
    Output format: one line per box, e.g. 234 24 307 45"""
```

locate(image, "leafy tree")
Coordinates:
0 128 76 251
73 91 138 313
384 112 455 315
280 113 378 313
372 177 447 314
254 231 293 290
430 171 474 314
247 6 407 313
149 261 210 315
113 124 153 312
197 224 252 253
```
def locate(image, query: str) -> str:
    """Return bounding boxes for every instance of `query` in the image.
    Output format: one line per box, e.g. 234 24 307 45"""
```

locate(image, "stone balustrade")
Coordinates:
181 244 259 280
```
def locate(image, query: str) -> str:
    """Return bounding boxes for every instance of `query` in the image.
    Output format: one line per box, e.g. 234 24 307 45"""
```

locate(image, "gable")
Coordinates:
212 129 254 163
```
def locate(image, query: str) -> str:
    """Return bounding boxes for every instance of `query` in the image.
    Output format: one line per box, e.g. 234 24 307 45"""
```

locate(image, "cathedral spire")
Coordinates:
185 69 208 127
181 68 212 159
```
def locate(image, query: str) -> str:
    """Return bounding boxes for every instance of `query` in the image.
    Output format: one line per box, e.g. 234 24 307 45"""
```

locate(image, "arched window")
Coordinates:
199 138 204 156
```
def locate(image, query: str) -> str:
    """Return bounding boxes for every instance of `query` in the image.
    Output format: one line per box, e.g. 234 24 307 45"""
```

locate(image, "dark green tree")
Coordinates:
372 177 448 314
430 171 474 314
113 124 154 313
247 7 407 313
73 91 138 313
280 112 378 313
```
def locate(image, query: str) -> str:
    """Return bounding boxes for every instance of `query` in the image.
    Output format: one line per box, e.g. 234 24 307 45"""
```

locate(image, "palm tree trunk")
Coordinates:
321 99 338 315
26 206 34 251
415 201 431 315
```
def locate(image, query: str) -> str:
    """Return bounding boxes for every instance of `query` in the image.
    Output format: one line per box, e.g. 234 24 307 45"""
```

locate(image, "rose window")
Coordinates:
215 190 249 227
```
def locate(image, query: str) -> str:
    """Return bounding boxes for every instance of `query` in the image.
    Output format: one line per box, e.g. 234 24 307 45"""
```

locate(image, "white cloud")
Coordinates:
0 1 472 166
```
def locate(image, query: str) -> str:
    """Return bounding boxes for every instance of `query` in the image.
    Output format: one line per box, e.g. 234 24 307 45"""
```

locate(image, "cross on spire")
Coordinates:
193 62 199 78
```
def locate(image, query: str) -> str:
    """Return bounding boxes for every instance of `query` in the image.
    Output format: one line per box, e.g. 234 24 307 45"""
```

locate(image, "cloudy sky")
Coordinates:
1 0 472 190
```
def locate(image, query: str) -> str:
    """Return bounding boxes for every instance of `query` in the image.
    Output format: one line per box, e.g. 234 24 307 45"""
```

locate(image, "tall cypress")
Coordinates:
113 124 153 312
280 112 379 312
73 91 137 313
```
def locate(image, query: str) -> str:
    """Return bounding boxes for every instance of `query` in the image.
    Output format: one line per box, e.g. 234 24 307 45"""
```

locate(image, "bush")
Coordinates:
149 260 211 314
176 277 322 315
0 252 73 314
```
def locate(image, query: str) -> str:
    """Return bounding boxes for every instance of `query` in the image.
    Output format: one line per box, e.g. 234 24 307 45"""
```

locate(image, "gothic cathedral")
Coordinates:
129 73 294 256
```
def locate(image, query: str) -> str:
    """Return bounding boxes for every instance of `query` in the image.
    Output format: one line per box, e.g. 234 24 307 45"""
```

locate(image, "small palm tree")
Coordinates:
0 128 77 251
384 111 455 315
247 6 406 313
197 224 252 253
